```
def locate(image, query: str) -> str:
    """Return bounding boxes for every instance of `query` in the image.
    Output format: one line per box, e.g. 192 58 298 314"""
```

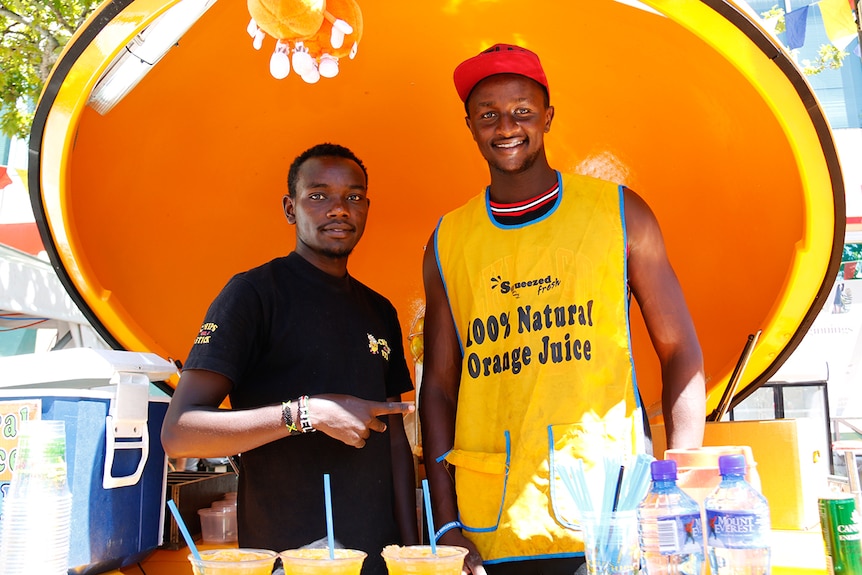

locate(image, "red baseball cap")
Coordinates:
453 44 549 104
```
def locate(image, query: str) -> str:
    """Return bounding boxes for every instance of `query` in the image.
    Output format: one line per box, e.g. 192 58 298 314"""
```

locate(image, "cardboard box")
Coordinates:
651 419 829 530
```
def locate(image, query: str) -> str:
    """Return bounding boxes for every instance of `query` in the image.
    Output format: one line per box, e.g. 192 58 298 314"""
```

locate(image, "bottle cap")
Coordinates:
718 454 747 476
650 459 677 480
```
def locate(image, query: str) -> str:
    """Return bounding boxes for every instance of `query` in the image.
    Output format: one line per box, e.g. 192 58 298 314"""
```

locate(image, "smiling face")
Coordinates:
465 73 554 177
283 155 369 275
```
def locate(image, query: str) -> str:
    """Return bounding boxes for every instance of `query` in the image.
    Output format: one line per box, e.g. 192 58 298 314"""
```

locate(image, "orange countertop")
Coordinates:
108 530 828 575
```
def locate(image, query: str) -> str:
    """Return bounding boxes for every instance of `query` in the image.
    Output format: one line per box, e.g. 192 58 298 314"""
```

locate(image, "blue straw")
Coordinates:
559 463 591 514
324 474 335 559
421 479 437 554
167 499 201 562
618 454 654 512
599 456 621 516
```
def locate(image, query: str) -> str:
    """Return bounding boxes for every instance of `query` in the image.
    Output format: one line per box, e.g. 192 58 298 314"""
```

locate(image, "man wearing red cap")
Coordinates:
419 44 705 574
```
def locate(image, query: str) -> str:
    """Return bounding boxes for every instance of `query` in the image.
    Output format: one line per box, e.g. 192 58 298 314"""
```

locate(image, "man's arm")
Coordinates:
161 370 416 457
418 233 486 574
161 369 286 457
388 395 420 545
624 188 706 450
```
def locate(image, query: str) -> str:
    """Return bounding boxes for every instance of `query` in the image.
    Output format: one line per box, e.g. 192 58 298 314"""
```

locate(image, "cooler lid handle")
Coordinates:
102 372 150 489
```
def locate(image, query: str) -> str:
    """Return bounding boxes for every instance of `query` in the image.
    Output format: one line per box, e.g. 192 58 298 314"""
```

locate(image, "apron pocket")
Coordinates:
445 433 510 532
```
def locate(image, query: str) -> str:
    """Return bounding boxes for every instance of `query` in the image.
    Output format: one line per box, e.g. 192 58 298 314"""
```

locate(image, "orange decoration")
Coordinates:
246 0 364 82
247 0 325 39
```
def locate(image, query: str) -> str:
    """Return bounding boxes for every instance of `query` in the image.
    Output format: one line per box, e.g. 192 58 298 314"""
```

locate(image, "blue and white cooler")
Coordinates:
0 348 176 574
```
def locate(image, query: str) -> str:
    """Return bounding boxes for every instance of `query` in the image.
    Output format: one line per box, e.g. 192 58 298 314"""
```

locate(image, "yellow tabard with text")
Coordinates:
434 172 642 563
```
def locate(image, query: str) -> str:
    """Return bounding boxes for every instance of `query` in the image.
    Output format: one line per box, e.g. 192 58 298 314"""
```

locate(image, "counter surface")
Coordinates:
110 531 828 575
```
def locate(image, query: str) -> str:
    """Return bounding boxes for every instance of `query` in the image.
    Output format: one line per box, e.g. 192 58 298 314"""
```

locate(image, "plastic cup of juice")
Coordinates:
381 545 468 575
187 548 277 574
279 548 367 574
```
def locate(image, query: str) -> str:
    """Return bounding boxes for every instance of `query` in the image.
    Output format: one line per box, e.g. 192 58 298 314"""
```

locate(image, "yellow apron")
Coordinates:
434 172 644 563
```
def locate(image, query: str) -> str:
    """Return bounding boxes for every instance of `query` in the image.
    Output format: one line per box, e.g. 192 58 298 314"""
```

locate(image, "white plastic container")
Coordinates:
198 506 238 543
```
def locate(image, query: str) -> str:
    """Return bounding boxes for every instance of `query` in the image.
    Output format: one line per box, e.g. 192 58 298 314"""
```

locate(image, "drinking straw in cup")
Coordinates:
611 466 625 512
171 498 278 574
580 509 640 575
167 499 201 562
324 473 336 560
422 478 437 554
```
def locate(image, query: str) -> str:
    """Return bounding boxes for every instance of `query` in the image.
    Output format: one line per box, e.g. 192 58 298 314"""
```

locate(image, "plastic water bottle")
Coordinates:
704 454 771 575
637 459 705 575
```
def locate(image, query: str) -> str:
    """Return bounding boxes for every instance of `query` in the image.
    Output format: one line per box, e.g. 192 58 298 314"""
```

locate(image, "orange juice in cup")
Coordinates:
280 548 367 574
188 548 277 574
381 545 468 575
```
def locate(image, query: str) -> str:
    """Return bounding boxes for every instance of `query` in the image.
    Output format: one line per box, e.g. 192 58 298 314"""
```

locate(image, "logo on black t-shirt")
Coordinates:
367 333 390 360
195 322 218 345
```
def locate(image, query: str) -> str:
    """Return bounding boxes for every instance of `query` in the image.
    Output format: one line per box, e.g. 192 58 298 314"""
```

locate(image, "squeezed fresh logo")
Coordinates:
491 273 561 298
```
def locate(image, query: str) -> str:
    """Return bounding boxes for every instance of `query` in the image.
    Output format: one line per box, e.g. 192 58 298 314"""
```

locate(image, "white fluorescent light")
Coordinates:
88 0 218 115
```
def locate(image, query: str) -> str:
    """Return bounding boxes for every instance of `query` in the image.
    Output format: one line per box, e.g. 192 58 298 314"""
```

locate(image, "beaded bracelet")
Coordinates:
281 400 299 434
434 520 462 542
298 395 315 433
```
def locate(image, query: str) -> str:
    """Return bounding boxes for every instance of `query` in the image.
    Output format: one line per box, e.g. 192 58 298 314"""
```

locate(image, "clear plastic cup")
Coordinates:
187 548 277 575
0 419 71 575
381 545 468 575
10 419 68 495
580 510 640 575
0 497 71 573
279 548 367 574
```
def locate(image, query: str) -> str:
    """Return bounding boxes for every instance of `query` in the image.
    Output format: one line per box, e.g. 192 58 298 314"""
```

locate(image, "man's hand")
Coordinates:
439 530 486 575
307 394 414 448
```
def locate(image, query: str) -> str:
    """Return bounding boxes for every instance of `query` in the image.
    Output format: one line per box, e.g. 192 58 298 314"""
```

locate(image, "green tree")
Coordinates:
843 243 862 263
0 0 101 139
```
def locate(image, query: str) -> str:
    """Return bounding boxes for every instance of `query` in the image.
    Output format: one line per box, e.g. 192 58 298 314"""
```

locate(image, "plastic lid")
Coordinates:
651 459 678 480
718 454 747 475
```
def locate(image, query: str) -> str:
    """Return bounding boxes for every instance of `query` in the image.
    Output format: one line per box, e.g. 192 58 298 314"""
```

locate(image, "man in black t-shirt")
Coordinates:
162 143 419 575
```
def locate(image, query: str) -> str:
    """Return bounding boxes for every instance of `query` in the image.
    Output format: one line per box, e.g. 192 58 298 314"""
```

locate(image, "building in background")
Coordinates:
0 243 109 356
733 0 862 472
0 123 108 356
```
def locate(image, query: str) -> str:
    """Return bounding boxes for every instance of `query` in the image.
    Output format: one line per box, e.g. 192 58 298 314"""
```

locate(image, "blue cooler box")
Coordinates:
0 349 174 575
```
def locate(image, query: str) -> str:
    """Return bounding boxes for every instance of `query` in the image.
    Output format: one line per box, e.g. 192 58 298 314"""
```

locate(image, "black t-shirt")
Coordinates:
184 253 413 574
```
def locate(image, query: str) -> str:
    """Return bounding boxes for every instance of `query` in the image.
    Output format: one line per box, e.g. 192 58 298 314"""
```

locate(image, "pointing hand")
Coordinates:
307 394 414 448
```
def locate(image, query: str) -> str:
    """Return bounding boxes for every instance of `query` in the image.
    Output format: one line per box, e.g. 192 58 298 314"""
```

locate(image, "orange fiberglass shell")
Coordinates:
29 0 844 419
